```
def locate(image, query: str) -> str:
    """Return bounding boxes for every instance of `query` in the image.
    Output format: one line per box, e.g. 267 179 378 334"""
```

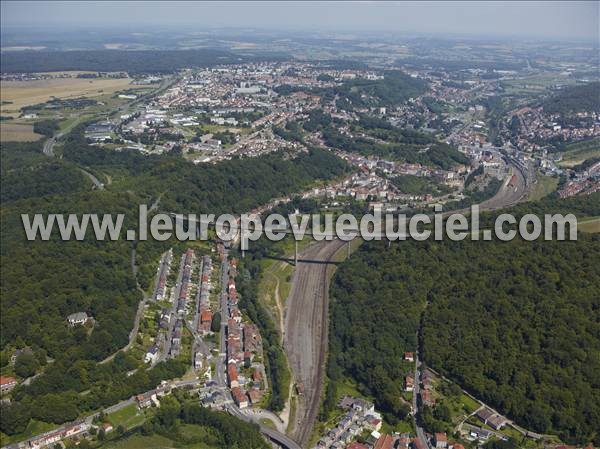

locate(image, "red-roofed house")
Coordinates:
227 363 239 388
374 434 393 449
231 386 248 408
0 375 17 394
412 438 427 449
247 388 263 405
435 432 448 448
347 443 368 449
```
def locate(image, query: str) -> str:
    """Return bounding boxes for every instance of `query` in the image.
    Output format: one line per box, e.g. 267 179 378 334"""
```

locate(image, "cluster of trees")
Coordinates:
0 49 287 74
542 82 600 115
213 130 236 145
0 142 89 203
321 125 468 170
332 70 428 108
390 174 451 196
1 357 187 434
327 205 600 444
180 401 269 449
103 393 269 449
327 242 423 422
33 119 60 137
23 97 98 113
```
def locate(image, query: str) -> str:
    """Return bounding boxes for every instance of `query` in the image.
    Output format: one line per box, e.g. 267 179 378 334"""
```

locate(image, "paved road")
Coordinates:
78 168 105 190
284 239 347 446
227 404 302 449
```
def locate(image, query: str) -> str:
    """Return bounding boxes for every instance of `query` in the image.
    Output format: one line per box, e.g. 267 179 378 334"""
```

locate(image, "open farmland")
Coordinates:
0 75 139 114
0 122 42 141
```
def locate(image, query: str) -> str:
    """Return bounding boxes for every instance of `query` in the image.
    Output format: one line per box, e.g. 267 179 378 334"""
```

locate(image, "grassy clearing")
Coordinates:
558 138 600 167
286 395 298 434
107 404 146 430
259 418 276 430
579 217 600 233
527 175 559 201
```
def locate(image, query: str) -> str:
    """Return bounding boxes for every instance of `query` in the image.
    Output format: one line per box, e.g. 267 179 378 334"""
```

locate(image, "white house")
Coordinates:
144 345 159 364
67 312 89 326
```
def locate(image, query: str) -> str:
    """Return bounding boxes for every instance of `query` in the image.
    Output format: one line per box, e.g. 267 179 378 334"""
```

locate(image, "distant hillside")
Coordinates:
542 82 600 115
0 49 288 74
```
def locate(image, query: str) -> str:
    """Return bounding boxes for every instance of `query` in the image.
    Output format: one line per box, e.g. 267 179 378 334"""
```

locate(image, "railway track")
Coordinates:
284 239 347 446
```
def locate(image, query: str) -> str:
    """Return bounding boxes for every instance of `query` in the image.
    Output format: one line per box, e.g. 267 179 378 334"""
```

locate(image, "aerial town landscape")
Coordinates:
0 2 599 449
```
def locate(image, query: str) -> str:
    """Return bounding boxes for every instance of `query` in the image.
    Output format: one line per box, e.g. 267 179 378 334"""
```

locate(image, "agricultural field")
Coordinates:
0 75 140 115
0 122 42 141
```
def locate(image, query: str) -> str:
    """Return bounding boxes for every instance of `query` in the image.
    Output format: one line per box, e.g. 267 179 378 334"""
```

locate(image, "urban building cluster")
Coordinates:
224 256 266 409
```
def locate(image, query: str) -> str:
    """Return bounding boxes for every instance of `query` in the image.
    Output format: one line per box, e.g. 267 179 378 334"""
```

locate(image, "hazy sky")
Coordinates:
2 1 599 41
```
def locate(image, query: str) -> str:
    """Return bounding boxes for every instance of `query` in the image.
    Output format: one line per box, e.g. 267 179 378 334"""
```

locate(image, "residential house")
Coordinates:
231 386 248 408
374 434 393 449
412 438 427 449
10 346 33 364
435 432 448 448
144 345 159 364
405 376 414 392
227 363 239 388
136 393 154 408
0 376 17 394
421 390 435 407
247 388 262 405
67 312 90 326
346 443 368 449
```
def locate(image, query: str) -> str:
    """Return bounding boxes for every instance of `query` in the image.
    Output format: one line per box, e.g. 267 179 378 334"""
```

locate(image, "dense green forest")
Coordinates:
542 82 600 115
327 195 600 444
0 125 348 435
1 142 90 202
0 49 287 74
1 356 187 435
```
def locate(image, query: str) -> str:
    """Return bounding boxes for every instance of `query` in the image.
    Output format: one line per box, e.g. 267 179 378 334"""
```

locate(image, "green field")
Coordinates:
559 138 600 166
527 174 559 201
107 404 146 430
579 216 600 233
